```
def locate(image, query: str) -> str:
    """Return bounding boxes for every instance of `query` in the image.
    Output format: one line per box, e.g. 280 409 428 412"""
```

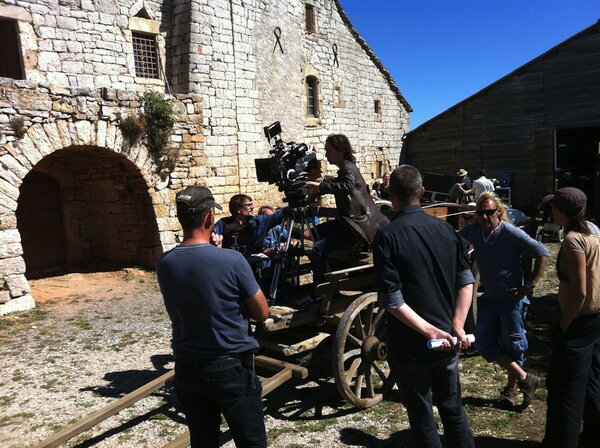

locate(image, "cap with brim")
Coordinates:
457 169 467 177
176 186 222 215
549 187 587 218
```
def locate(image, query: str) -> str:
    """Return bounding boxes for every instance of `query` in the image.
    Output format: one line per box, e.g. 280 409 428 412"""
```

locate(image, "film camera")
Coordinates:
255 122 317 209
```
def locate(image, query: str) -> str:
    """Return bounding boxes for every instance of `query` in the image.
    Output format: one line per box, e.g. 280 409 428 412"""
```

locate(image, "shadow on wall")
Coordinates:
16 146 162 279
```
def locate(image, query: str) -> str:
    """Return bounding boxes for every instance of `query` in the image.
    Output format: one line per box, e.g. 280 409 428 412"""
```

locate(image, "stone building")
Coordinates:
0 0 411 314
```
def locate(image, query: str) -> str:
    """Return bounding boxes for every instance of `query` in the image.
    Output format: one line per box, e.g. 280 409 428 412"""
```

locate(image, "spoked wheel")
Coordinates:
333 292 393 408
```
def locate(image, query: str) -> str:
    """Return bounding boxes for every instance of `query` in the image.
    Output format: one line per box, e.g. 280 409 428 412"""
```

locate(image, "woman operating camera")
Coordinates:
306 134 388 287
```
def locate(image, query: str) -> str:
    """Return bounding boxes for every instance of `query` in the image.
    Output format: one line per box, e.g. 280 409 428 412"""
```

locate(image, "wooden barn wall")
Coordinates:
404 23 600 208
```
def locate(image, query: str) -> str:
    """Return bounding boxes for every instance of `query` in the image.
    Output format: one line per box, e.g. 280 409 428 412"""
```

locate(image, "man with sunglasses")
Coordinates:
212 194 285 256
459 192 550 409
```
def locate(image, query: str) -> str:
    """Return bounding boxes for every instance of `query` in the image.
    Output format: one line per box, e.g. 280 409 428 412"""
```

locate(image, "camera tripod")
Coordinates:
267 206 319 305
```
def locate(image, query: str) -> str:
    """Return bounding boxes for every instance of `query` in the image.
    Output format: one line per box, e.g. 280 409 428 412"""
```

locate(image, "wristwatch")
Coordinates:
524 280 535 290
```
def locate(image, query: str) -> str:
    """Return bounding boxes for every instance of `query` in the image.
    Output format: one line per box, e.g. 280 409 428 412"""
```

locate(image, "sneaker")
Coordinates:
498 386 519 408
517 373 541 408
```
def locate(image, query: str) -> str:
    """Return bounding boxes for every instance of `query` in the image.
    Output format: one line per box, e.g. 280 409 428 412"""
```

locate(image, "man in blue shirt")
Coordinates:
212 194 285 257
459 191 550 409
157 186 269 448
374 165 475 448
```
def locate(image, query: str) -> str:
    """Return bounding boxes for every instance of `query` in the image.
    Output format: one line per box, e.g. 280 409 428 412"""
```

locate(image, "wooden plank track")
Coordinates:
32 370 175 448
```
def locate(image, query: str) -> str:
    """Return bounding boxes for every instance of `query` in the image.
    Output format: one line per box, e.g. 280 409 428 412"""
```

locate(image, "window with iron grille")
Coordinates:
305 3 316 34
306 76 319 117
132 32 159 79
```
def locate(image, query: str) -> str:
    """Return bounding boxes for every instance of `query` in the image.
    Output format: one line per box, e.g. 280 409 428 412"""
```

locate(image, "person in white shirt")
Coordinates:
472 169 495 200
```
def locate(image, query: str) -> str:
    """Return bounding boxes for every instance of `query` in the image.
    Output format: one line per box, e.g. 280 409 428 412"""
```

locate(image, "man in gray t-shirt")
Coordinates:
157 186 269 448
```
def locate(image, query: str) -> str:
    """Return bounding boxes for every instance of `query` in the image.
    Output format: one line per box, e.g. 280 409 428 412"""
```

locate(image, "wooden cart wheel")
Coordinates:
333 292 393 408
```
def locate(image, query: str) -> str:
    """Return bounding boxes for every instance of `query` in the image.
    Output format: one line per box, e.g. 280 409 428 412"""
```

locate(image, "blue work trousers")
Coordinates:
174 357 266 448
475 294 530 366
392 354 475 448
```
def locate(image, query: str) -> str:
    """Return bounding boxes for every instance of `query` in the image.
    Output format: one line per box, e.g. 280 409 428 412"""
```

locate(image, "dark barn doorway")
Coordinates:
556 126 600 220
16 147 163 279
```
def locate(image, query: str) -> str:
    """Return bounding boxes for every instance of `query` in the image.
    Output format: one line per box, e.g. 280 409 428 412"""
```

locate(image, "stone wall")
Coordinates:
0 0 411 314
0 81 204 314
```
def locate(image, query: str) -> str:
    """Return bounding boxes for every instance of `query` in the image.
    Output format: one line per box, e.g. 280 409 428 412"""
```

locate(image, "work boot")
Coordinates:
498 385 519 408
517 373 541 408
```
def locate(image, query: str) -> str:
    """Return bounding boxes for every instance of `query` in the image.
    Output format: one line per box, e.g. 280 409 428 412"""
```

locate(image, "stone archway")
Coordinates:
16 146 162 278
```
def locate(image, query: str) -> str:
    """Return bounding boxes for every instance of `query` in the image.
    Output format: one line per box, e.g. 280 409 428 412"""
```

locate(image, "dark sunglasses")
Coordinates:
476 208 498 217
242 204 254 210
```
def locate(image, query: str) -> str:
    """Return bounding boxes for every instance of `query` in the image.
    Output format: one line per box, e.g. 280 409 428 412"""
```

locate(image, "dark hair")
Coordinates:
229 194 252 215
177 204 209 232
325 134 355 164
389 165 422 201
564 216 591 236
258 205 274 215
479 169 487 177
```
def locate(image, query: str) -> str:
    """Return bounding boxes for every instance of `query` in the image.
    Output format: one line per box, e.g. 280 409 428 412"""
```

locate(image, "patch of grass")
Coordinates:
0 394 15 406
267 425 296 442
297 418 338 432
0 411 35 428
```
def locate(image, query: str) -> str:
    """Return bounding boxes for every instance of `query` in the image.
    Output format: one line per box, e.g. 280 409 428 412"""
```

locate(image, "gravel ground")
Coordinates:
2 260 558 448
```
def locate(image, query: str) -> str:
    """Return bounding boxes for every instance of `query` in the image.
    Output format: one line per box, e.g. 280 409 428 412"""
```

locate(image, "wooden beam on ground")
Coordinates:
32 370 174 448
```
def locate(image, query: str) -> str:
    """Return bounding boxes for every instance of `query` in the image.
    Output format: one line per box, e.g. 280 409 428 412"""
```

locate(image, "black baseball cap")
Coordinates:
549 187 587 218
176 186 222 215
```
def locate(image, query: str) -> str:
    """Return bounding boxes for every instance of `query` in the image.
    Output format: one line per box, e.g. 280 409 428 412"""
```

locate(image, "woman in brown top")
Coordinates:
542 187 600 448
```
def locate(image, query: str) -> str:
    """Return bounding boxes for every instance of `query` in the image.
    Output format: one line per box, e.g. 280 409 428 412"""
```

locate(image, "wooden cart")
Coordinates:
33 203 476 448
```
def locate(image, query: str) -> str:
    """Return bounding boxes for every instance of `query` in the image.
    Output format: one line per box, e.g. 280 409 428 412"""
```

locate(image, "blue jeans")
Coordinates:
391 354 475 448
174 357 266 448
310 219 354 286
475 294 530 366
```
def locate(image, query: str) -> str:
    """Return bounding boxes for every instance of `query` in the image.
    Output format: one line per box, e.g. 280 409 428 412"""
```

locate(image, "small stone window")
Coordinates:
0 19 24 79
374 98 382 121
132 32 159 79
306 76 319 118
305 2 316 34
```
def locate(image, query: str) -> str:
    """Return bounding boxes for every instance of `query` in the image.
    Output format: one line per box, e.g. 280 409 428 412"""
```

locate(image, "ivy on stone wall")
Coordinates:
119 92 178 181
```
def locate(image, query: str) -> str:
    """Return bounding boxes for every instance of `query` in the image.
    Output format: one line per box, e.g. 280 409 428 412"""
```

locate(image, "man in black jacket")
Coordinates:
306 134 388 286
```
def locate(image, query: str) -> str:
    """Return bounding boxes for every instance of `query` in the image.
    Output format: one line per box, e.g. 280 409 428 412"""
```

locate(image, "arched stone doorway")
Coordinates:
16 146 162 279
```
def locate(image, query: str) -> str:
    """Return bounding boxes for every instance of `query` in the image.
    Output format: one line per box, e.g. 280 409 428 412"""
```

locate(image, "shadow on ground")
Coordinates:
339 428 539 447
73 354 185 447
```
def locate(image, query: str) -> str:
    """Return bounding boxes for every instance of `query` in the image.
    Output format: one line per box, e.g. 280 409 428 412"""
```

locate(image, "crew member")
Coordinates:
212 194 285 258
459 191 550 408
306 134 388 286
157 186 269 448
374 165 475 448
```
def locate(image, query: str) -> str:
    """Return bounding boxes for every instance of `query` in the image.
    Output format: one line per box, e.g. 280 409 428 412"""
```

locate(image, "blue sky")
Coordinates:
339 0 600 129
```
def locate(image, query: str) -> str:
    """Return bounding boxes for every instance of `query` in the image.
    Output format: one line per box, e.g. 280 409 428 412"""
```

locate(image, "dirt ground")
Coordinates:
0 251 561 447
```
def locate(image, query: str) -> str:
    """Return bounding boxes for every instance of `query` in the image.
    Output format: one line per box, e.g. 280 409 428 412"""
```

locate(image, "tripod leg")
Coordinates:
268 217 295 304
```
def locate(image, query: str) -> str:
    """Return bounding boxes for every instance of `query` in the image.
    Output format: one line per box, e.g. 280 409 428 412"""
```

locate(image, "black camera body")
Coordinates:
255 122 316 209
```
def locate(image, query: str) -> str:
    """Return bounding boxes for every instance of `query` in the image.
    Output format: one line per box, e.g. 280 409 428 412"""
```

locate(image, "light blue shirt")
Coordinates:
459 221 550 299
